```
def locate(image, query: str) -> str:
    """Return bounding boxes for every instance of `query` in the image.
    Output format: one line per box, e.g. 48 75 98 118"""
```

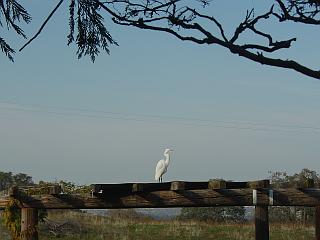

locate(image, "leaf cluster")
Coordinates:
0 0 118 62
3 199 21 240
0 0 31 61
68 0 118 62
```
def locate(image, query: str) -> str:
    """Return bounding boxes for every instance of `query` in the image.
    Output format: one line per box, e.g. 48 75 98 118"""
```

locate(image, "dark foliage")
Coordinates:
68 0 118 62
0 0 31 61
0 171 34 191
0 0 320 79
1 0 118 62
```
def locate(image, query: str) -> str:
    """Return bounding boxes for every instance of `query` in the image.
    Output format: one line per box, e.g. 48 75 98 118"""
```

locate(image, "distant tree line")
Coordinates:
0 171 34 191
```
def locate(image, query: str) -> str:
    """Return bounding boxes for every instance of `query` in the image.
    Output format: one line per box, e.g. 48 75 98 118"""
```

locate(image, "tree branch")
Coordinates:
185 7 228 42
113 18 210 44
2 0 318 79
96 0 320 79
274 0 320 24
19 0 64 52
227 43 320 80
0 1 27 38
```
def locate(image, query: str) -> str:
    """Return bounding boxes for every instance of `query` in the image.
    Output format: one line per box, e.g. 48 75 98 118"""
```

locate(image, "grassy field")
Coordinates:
0 210 315 240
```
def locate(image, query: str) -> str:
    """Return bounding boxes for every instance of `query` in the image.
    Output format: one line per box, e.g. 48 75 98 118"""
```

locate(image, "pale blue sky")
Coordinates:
0 0 319 184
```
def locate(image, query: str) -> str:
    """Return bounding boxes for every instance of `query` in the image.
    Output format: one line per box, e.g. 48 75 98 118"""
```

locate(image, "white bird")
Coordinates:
155 148 173 183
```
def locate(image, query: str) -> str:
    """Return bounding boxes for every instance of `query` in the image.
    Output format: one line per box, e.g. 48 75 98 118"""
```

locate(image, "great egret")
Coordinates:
155 148 173 183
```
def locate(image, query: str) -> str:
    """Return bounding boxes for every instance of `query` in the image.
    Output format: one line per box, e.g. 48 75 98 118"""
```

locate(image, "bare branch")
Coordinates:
186 7 228 42
241 38 296 53
19 0 64 52
113 18 209 44
95 0 320 79
2 0 319 79
227 43 320 80
230 6 275 44
275 0 320 24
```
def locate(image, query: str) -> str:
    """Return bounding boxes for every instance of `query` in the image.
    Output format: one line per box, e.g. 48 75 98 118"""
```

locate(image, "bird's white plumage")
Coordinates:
155 148 173 182
155 159 167 181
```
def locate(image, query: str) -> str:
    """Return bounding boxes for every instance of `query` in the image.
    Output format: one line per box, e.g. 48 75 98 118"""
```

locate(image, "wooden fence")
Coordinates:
0 179 319 240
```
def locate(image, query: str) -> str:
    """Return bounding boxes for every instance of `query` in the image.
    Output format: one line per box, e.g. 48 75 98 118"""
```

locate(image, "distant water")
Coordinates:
86 207 253 220
85 208 181 219
136 208 181 219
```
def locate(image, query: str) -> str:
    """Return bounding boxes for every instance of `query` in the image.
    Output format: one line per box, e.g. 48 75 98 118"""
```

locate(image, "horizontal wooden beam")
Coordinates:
93 182 211 194
92 180 271 195
1 188 320 209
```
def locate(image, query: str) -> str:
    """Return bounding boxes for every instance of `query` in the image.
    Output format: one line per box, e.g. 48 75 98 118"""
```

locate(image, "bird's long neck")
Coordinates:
164 153 170 166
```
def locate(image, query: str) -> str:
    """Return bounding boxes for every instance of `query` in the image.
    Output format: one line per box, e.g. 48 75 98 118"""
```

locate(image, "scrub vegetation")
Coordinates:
0 209 315 240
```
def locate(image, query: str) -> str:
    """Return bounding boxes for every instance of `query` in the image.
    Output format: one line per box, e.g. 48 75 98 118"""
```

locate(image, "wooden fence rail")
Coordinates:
0 179 319 240
1 188 320 209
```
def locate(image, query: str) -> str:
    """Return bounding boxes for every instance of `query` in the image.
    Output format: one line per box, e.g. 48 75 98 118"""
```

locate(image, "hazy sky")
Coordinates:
1 1 319 185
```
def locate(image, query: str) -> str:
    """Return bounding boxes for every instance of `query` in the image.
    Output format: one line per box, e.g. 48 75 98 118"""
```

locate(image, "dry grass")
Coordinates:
0 210 315 240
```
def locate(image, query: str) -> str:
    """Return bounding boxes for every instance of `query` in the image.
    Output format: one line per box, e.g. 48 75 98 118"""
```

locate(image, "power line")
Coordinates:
0 101 319 134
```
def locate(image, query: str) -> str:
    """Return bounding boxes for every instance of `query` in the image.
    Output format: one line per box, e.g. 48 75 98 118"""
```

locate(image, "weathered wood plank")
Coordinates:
1 188 320 209
93 180 274 195
21 208 38 240
316 206 320 240
170 181 185 191
93 182 183 194
208 180 226 189
132 183 144 193
225 181 247 189
226 180 270 189
254 180 270 240
255 206 269 240
248 180 270 189
93 182 210 194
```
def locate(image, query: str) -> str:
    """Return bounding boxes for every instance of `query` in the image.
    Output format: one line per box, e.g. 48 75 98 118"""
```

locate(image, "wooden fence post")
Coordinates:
254 180 270 240
300 178 320 240
255 206 269 240
314 176 320 240
316 206 320 240
21 208 38 240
